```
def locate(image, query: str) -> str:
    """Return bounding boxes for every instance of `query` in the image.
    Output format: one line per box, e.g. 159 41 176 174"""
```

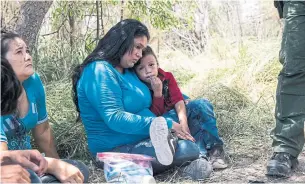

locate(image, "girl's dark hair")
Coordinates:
1 30 21 58
134 45 158 68
72 19 150 121
1 57 22 115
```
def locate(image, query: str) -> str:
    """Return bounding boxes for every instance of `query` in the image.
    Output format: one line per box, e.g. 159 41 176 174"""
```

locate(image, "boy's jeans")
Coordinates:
164 98 224 157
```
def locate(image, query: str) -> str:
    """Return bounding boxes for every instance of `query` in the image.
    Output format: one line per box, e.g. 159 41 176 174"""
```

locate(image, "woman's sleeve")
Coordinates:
34 73 48 124
84 63 156 135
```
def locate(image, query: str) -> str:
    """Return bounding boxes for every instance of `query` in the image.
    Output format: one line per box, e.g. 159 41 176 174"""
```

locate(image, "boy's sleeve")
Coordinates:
34 73 48 124
150 95 166 116
167 72 184 105
84 63 172 135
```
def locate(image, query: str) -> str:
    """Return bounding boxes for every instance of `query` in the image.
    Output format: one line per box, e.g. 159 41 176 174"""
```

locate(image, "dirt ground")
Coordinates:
206 151 305 183
87 148 305 183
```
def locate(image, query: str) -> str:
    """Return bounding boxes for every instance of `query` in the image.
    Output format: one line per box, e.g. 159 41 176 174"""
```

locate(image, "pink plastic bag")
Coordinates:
96 152 156 183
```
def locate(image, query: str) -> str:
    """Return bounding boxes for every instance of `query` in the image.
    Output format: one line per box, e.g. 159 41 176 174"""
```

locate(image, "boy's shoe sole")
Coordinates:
150 117 174 166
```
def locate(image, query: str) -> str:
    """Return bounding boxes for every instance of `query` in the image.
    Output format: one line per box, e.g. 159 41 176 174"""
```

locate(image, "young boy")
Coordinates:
134 47 185 117
134 46 227 169
134 46 194 142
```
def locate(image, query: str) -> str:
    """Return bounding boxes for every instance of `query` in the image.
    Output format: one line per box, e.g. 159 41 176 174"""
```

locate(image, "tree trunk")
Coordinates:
100 1 104 36
235 1 244 46
96 0 100 45
120 0 124 21
68 2 76 53
14 1 53 51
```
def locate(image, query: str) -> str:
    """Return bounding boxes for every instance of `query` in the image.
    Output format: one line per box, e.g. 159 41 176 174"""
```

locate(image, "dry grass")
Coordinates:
43 37 305 182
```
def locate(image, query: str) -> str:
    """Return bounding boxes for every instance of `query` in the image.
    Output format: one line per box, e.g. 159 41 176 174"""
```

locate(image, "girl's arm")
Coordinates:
32 73 59 158
32 121 59 158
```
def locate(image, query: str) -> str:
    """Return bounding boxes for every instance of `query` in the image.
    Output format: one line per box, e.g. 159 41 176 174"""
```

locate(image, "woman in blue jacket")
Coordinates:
72 19 226 180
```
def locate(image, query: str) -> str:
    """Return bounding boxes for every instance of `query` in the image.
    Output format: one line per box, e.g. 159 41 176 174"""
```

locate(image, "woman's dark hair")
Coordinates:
134 45 159 68
72 19 150 121
1 57 22 115
1 30 21 58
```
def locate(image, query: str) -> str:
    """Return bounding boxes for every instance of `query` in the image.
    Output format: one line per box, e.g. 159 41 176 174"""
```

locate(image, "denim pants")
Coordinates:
29 159 89 183
108 98 224 175
164 98 224 157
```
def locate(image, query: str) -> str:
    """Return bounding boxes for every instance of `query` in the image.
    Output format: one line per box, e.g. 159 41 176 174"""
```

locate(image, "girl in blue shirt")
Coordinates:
1 31 88 183
72 19 221 180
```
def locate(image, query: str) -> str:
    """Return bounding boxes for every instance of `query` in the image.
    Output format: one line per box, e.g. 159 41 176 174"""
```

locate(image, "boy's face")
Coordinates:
135 54 159 83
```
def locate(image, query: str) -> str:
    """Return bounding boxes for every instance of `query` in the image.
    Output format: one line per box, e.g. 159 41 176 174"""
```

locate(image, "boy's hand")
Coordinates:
150 76 163 97
180 121 195 142
180 120 191 134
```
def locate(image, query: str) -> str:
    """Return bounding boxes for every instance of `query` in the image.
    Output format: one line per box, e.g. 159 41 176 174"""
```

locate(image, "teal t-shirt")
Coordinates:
0 73 48 150
77 61 172 155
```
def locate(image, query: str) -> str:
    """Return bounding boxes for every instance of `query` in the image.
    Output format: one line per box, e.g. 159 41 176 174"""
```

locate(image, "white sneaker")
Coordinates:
150 117 177 166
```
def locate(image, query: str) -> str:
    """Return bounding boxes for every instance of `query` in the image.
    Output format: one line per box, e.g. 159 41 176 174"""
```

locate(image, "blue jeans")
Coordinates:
29 159 89 183
164 98 224 157
105 99 223 175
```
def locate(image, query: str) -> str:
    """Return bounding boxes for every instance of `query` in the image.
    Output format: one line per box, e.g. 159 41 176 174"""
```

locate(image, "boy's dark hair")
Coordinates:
134 45 159 68
71 19 150 121
1 57 22 115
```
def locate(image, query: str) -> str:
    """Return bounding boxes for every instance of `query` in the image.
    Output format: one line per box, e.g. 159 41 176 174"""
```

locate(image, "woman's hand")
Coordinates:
0 165 31 183
172 122 195 142
46 158 84 183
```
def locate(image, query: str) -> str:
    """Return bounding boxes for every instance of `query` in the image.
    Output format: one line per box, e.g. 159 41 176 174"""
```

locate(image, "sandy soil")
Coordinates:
87 150 305 183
